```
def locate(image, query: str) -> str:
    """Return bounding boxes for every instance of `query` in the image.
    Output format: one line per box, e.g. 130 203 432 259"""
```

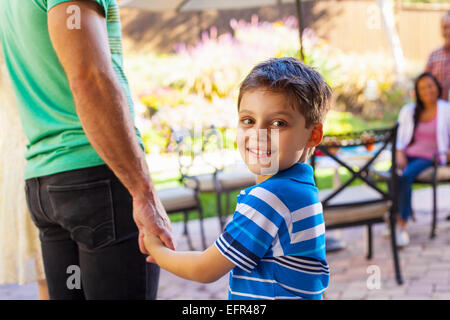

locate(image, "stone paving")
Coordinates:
1 185 449 300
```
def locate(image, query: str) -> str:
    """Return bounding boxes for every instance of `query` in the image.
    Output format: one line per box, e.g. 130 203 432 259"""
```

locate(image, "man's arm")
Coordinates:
47 1 174 251
143 230 235 283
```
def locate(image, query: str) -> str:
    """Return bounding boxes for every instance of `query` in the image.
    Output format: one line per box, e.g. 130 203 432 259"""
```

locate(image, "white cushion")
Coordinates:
416 166 450 183
218 170 257 190
318 185 391 226
185 170 256 192
157 187 199 213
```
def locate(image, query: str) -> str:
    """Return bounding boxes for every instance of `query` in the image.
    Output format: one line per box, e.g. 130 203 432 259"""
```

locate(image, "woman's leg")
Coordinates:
398 157 433 227
37 279 49 300
35 259 49 300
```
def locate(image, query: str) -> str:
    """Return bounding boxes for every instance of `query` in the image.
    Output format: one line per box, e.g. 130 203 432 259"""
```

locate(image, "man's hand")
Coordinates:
133 191 175 257
142 228 166 264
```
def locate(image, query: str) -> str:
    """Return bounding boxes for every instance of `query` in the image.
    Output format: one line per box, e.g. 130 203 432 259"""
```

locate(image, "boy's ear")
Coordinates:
306 123 323 148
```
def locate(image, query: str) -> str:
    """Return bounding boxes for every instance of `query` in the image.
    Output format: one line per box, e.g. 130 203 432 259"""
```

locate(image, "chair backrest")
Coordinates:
311 124 399 211
170 125 225 180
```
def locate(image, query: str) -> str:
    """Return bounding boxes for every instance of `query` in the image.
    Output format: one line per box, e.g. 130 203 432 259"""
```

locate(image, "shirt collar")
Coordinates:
269 162 316 186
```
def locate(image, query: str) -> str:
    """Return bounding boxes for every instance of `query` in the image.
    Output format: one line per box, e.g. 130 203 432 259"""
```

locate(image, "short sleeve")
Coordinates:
47 0 110 13
425 53 433 73
214 192 284 273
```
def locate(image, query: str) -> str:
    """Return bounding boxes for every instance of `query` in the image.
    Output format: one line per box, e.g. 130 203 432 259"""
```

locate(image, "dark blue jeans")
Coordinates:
398 157 433 222
25 165 159 300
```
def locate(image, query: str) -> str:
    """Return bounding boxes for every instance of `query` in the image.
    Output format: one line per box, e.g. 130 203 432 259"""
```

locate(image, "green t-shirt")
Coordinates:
0 0 143 179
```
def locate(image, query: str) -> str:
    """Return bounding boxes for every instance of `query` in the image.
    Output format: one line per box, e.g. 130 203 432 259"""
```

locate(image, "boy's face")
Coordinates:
237 88 322 176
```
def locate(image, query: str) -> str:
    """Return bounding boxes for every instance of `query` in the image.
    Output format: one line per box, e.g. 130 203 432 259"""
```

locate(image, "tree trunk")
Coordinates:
377 0 406 82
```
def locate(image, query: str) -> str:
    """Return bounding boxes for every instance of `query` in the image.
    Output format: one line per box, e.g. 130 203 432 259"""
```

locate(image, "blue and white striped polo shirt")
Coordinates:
215 162 329 300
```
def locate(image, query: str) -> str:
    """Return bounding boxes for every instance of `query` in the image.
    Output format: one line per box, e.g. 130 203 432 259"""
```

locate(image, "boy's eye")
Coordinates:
241 118 254 125
272 120 287 127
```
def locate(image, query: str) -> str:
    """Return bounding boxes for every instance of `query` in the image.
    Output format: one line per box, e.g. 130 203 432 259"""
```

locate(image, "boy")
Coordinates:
143 57 332 300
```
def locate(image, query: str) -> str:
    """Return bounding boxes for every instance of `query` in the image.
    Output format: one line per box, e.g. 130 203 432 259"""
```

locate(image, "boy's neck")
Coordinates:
256 174 273 184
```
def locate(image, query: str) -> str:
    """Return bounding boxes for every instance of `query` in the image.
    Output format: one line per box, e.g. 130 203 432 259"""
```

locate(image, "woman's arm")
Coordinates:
143 230 235 284
396 149 408 171
396 104 414 151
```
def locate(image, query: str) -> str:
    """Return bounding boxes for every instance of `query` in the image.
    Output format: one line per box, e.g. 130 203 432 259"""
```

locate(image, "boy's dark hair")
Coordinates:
238 57 332 127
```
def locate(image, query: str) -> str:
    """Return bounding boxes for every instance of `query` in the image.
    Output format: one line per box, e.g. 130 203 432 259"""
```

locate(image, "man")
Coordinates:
0 0 174 299
425 11 450 222
425 11 450 101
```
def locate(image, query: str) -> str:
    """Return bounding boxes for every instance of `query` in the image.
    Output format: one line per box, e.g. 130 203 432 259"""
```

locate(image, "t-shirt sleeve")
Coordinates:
214 190 284 273
425 54 433 73
47 0 110 13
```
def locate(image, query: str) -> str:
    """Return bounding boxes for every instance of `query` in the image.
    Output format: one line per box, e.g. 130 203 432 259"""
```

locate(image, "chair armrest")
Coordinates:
180 174 201 192
432 151 449 166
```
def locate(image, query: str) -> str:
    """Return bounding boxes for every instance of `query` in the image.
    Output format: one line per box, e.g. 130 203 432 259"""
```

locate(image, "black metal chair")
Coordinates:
410 152 450 238
311 124 403 285
157 186 207 250
156 128 208 250
173 126 256 231
372 152 450 239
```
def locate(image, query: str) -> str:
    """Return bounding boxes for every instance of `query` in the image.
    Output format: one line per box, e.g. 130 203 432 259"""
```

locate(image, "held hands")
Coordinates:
142 229 165 264
132 189 175 261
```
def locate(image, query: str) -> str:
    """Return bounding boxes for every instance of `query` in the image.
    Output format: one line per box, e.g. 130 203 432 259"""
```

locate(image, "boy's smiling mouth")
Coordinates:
246 147 274 159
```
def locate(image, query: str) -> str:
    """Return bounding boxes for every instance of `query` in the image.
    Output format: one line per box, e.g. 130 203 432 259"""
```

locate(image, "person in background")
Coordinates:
395 72 450 246
425 11 450 101
0 48 49 300
0 0 173 299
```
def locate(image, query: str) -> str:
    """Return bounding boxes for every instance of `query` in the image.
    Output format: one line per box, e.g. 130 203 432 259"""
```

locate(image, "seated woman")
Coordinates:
395 72 450 246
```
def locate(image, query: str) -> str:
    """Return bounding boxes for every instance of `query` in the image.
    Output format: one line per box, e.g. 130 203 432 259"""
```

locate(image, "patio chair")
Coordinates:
414 155 450 238
372 152 450 239
311 124 403 285
173 126 256 231
156 128 208 250
157 185 207 250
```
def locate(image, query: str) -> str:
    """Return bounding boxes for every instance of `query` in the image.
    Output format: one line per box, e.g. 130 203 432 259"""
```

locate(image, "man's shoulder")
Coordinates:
428 46 447 61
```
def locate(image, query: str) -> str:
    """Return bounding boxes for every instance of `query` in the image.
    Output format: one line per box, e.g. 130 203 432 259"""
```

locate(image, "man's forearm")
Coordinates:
48 1 153 200
70 69 153 199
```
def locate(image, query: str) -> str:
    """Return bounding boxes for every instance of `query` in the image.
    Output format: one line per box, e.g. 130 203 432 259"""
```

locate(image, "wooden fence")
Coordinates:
120 0 449 64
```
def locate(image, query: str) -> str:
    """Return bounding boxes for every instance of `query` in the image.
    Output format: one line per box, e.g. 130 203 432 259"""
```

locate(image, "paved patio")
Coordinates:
1 185 449 300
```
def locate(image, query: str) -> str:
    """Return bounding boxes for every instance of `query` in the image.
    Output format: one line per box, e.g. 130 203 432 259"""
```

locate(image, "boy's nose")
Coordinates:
248 128 273 147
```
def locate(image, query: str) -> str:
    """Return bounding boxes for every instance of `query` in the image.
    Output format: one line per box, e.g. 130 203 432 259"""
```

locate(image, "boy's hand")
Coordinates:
142 229 166 264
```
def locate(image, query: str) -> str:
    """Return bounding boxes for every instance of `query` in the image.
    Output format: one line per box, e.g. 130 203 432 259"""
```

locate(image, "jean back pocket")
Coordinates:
47 179 116 250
